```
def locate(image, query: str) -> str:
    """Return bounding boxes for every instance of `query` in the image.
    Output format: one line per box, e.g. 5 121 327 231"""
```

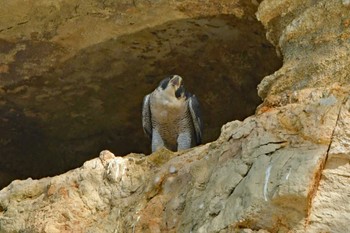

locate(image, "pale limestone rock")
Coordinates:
257 0 350 99
0 88 348 233
0 0 350 233
99 150 116 168
305 97 350 232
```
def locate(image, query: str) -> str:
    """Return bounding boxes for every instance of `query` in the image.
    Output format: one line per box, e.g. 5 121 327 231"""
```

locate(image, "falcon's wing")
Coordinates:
188 95 203 145
142 94 152 139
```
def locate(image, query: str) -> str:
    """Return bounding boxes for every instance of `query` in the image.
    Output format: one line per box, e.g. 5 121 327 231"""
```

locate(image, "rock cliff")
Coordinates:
1 0 350 232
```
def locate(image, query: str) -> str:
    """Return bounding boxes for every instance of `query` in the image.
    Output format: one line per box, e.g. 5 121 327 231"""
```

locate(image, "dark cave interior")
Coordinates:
0 14 282 189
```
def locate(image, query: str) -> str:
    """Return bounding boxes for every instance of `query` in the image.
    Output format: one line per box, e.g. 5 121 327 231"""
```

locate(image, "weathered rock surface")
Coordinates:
256 0 350 99
1 0 350 232
1 86 349 232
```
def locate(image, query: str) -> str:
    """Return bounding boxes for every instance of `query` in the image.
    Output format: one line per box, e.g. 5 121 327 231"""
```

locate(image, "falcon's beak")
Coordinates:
170 75 182 88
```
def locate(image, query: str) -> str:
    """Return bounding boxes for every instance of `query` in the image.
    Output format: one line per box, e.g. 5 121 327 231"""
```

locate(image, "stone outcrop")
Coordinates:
1 86 349 232
1 0 350 232
257 0 350 99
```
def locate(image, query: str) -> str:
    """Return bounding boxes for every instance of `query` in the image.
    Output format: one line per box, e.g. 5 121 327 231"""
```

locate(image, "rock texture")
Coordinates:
1 86 349 233
1 0 350 233
256 0 350 99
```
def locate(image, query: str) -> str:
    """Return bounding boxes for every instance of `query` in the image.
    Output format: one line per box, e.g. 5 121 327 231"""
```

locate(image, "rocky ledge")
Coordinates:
1 0 350 232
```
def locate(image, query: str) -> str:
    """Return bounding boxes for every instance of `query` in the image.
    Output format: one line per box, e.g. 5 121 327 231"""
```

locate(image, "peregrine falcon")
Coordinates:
142 75 202 152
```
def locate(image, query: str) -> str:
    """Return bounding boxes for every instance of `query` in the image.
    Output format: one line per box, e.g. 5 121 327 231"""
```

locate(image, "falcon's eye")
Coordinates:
159 78 171 90
175 86 184 98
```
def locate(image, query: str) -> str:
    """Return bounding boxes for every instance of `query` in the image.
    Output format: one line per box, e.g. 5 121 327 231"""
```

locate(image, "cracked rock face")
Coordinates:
1 0 350 232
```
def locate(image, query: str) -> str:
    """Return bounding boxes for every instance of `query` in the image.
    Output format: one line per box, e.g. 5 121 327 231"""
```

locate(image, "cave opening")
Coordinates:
0 14 282 188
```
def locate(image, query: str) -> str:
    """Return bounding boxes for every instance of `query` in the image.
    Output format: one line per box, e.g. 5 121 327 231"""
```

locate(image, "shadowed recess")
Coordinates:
0 14 282 188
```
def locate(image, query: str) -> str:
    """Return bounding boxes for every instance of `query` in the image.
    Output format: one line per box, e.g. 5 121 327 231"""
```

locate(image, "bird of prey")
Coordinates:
142 75 202 152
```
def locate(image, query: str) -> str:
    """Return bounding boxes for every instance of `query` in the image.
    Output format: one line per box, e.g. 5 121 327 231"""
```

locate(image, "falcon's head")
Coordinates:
158 75 187 99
